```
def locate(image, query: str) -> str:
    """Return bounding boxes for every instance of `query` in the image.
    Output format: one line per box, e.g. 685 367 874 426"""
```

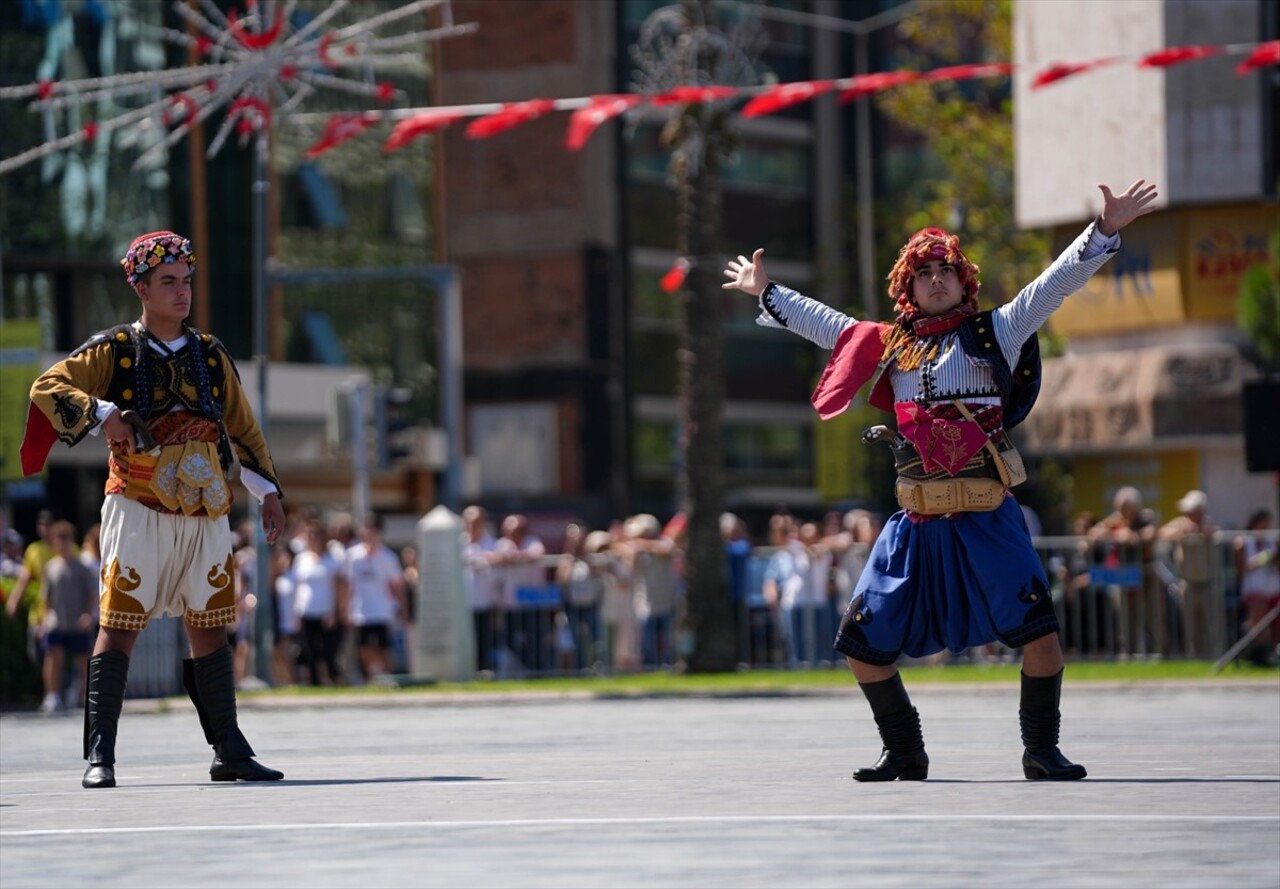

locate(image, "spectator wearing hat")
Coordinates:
1159 490 1219 658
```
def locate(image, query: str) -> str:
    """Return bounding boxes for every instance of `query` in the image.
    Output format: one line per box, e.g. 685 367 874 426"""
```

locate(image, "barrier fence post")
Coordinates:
414 506 474 682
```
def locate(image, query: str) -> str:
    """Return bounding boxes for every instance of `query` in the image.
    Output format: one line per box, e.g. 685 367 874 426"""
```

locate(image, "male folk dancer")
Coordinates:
723 180 1158 780
22 230 287 787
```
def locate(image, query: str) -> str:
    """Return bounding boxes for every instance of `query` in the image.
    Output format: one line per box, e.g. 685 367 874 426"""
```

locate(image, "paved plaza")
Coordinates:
1 681 1277 888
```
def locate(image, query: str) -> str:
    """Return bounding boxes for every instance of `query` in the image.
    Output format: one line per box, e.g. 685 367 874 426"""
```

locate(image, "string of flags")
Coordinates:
306 38 1279 162
1 20 1275 178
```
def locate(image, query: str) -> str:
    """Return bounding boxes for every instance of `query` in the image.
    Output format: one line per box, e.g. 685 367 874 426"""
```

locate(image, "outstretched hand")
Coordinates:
1097 179 1159 236
722 248 770 298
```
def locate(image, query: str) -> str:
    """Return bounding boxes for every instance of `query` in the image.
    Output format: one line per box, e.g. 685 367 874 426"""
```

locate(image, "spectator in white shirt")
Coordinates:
344 513 407 680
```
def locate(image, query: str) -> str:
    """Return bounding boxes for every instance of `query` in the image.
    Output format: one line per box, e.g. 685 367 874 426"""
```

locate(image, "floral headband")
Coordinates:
120 231 196 286
885 227 980 314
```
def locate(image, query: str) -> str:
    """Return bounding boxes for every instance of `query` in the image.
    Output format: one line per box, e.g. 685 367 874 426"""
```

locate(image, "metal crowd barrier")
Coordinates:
121 530 1277 694
463 531 1279 678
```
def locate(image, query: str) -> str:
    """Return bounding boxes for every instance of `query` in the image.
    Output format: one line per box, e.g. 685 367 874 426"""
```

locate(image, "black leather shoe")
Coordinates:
82 763 116 788
853 748 929 782
210 755 284 782
1022 747 1087 780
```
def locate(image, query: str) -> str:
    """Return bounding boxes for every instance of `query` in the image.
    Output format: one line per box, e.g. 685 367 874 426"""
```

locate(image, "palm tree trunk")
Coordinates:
672 0 737 672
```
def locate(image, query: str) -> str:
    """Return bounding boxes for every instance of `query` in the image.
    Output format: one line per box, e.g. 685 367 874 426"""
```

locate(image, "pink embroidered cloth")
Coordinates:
894 401 990 476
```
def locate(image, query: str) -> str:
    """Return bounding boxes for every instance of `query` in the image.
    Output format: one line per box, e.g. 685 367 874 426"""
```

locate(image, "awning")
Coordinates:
1019 341 1256 454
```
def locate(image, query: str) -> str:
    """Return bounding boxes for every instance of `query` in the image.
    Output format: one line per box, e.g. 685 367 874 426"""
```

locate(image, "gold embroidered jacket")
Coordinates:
27 323 281 515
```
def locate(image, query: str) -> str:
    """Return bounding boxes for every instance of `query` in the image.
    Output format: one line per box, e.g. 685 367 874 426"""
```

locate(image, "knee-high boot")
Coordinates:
1020 668 1087 780
853 672 929 782
185 645 283 782
82 650 130 788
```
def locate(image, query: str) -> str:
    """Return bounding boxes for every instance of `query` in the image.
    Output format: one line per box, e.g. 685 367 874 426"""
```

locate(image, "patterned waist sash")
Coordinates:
105 411 232 518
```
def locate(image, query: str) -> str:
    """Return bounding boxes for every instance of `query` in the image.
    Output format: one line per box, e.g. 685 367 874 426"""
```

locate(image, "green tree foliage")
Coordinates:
1237 224 1280 365
874 0 1049 310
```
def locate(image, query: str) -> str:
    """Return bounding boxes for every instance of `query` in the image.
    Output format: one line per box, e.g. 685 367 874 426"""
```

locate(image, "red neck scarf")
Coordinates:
879 302 978 372
905 302 978 337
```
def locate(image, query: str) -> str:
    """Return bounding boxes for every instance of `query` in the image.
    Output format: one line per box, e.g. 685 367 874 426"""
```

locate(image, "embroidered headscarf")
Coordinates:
120 231 196 286
880 227 982 371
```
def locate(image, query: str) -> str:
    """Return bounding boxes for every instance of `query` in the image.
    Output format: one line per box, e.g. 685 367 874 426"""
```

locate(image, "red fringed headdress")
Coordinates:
885 227 980 314
880 228 982 371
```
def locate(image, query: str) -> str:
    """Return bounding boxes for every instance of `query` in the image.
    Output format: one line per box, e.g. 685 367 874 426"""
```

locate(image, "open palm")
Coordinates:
1098 179 1159 235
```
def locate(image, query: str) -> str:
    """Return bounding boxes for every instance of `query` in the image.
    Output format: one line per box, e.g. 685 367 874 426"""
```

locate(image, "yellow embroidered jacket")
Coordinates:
25 323 281 517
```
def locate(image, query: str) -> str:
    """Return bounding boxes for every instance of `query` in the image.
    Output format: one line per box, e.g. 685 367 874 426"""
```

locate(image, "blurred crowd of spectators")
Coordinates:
2 487 1276 706
458 505 884 676
1052 489 1277 664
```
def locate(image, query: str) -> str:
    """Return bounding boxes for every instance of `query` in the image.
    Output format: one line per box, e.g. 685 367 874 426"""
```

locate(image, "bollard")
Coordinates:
413 506 475 682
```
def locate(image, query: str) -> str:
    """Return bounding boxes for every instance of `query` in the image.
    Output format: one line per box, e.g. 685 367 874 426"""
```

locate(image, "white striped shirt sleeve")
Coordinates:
754 283 854 350
992 220 1119 366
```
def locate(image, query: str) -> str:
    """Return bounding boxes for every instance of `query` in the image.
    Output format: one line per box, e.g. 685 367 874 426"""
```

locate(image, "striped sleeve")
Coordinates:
993 220 1120 365
755 283 854 350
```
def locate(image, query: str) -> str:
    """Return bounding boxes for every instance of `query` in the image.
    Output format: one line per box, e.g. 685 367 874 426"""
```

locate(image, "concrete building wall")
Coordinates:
1163 0 1266 203
1014 0 1264 229
1014 0 1169 228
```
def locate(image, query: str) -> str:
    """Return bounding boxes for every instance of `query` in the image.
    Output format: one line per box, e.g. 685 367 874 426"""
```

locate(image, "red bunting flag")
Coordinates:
652 85 740 106
305 113 378 159
659 258 690 294
923 63 1013 82
466 99 557 140
1031 58 1118 88
839 70 919 102
740 80 837 118
564 95 643 151
383 110 467 152
1138 45 1223 68
1236 40 1280 74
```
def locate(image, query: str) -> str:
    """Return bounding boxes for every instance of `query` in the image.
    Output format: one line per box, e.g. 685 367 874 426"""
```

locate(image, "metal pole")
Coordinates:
854 30 876 320
439 269 463 511
251 133 273 685
351 380 371 523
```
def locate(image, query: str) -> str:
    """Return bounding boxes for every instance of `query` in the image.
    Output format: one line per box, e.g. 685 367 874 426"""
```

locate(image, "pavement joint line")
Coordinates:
4 812 1279 838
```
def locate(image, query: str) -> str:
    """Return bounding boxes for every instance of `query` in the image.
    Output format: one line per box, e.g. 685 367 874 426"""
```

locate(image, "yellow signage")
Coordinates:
0 320 43 482
1047 204 1279 337
1047 213 1185 337
1182 205 1279 322
1072 450 1200 527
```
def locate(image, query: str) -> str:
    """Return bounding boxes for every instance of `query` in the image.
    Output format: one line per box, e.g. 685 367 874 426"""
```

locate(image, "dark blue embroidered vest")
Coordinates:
954 310 1042 431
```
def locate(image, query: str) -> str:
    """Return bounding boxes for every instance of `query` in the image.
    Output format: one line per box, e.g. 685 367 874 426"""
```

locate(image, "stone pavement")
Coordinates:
1 682 1277 888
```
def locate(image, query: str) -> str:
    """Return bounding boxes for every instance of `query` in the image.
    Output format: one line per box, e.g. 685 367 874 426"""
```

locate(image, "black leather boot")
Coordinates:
1020 668 1086 780
853 672 929 782
82 650 130 788
186 646 283 782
